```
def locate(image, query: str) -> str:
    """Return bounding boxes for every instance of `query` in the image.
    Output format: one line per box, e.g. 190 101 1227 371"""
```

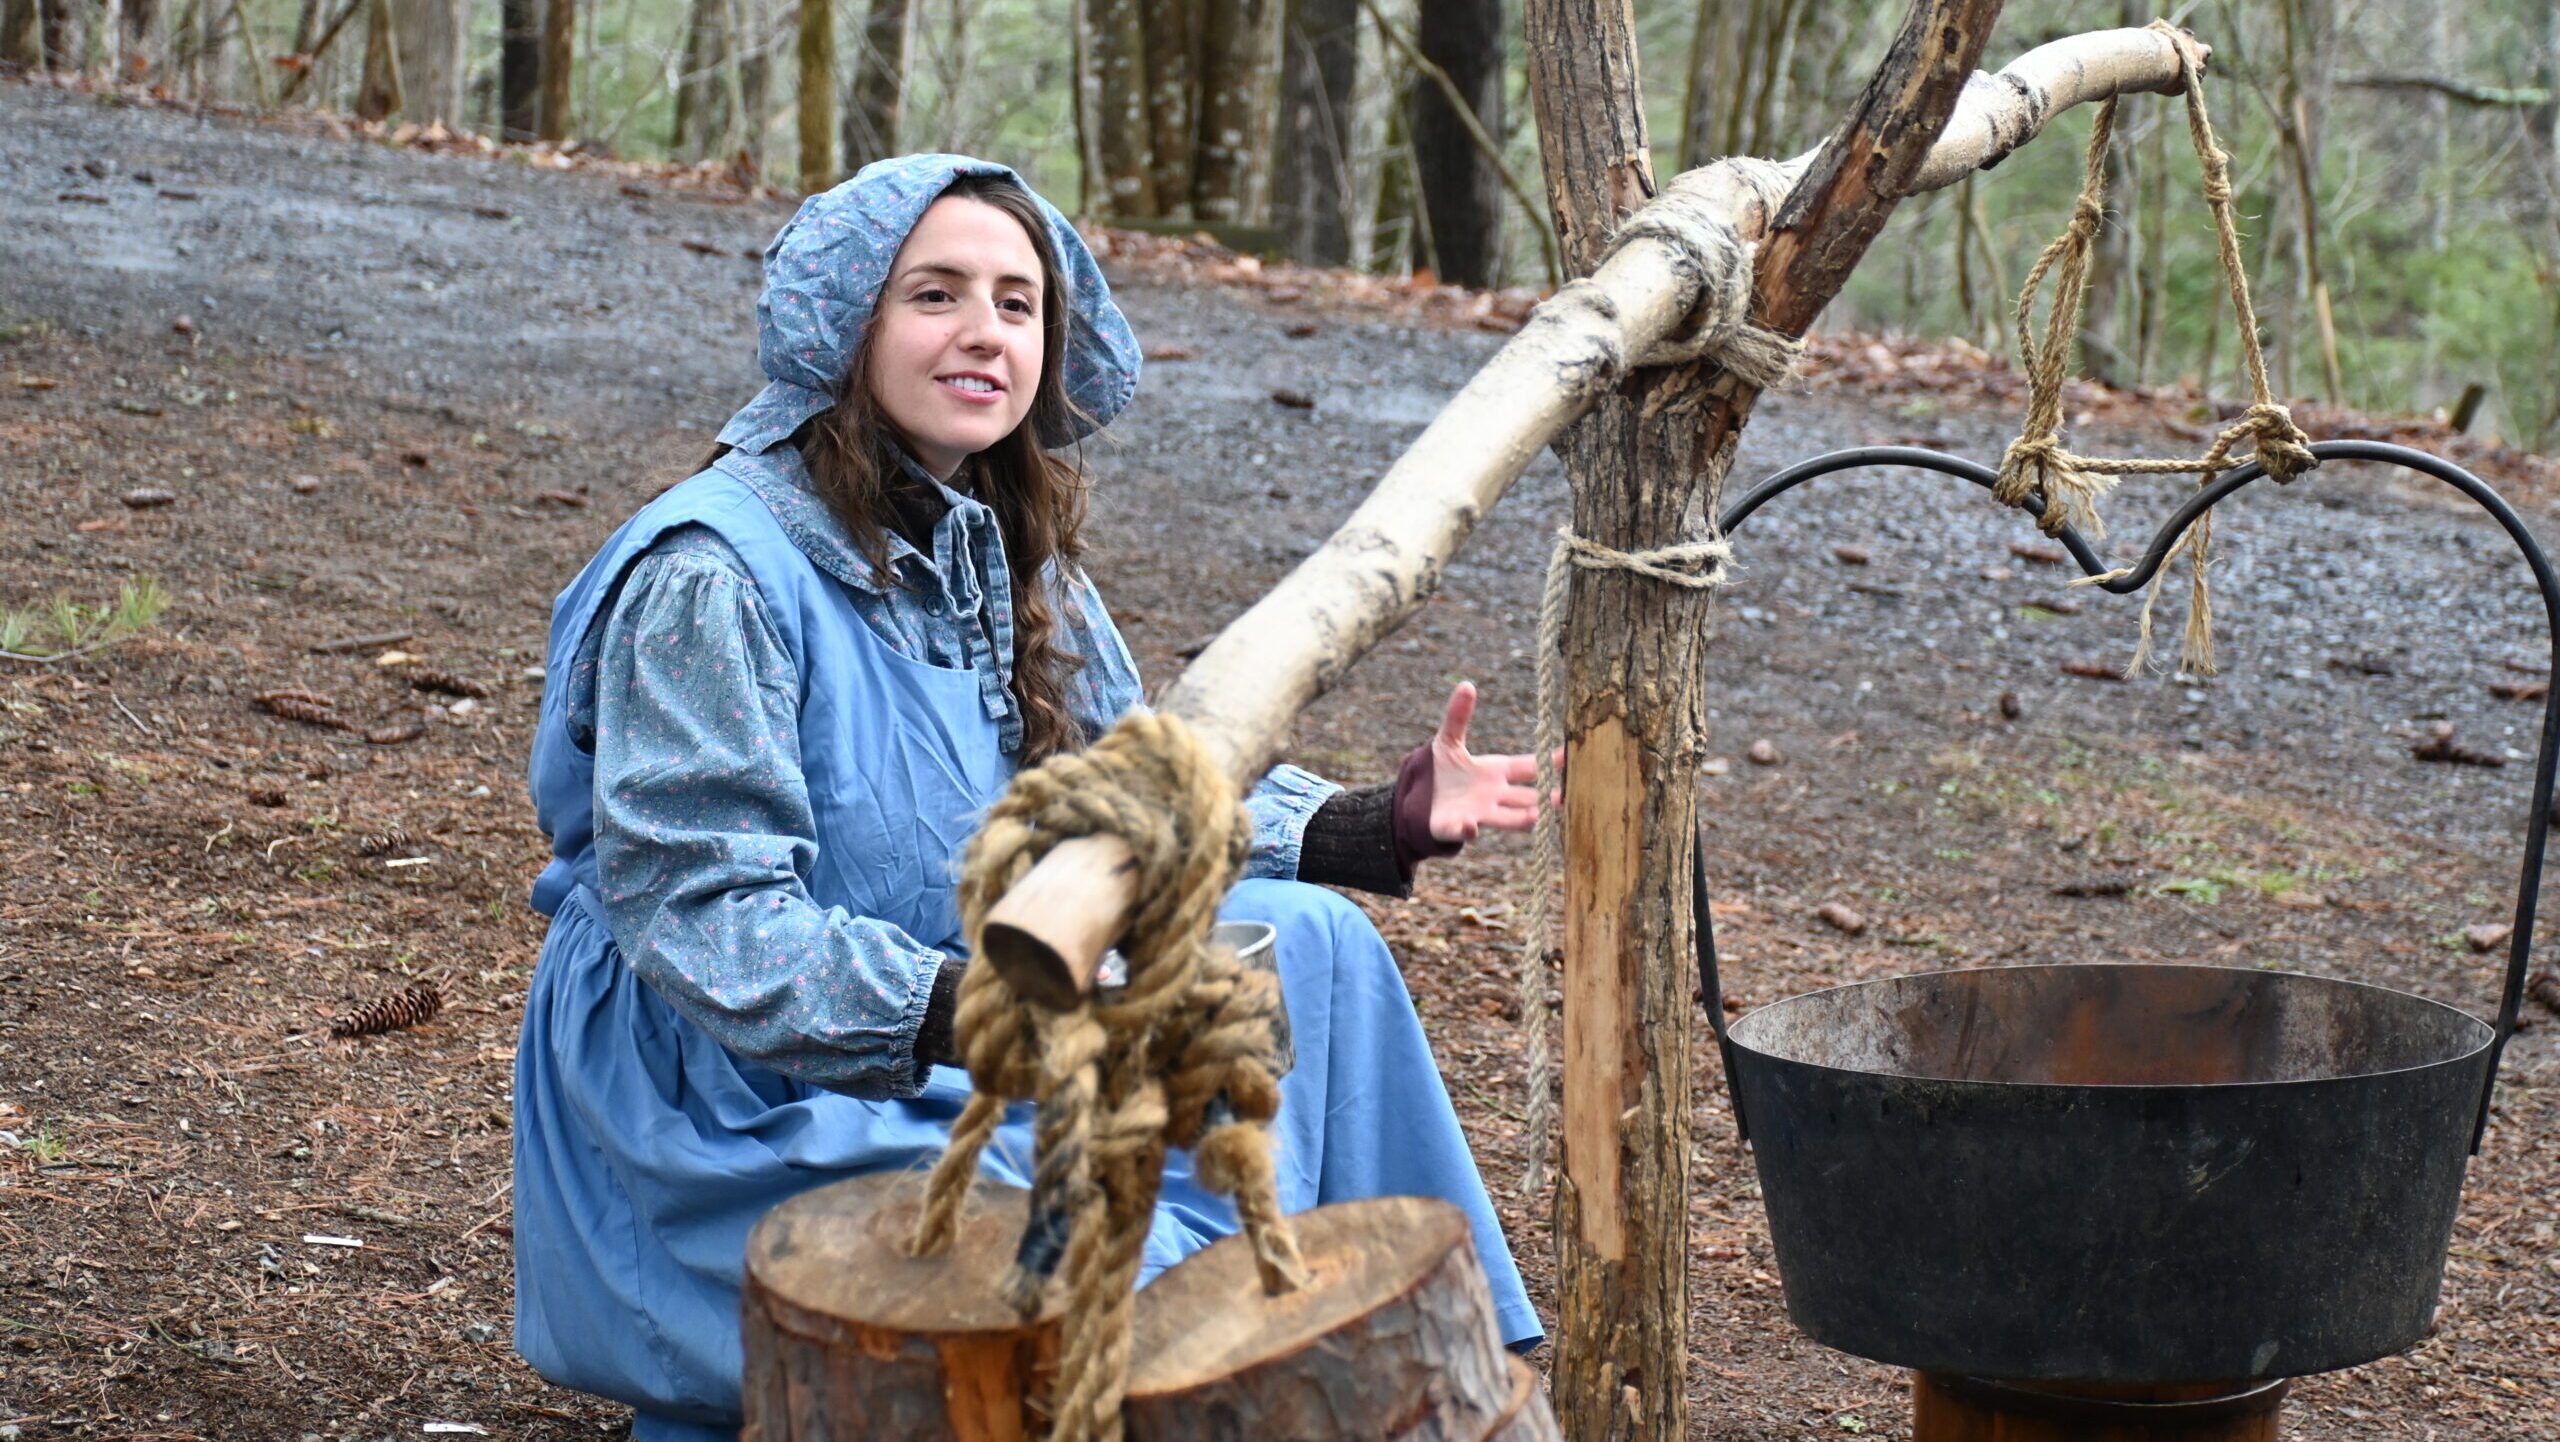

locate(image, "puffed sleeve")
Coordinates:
586 526 946 1099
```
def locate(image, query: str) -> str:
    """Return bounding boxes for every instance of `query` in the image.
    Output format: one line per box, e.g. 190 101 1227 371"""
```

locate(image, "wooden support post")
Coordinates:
1520 1 2007 1437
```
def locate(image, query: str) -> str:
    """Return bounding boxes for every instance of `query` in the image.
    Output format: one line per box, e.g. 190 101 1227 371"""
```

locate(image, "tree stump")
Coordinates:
743 1183 1555 1442
742 1170 1061 1442
1122 1195 1532 1442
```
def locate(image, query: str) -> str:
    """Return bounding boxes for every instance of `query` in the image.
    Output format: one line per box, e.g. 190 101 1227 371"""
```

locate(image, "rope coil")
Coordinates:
1518 527 1733 1196
909 710 1304 1442
1600 157 1804 388
1994 23 2316 676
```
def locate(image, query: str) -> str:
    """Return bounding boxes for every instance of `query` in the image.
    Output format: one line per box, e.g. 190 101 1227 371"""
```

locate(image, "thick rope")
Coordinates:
1993 24 2316 677
906 711 1303 1442
1600 157 1805 388
1518 528 1732 1197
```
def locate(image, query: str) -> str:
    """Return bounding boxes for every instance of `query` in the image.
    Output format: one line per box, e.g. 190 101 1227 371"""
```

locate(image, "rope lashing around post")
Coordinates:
907 710 1305 1442
1993 22 2317 677
1517 528 1734 1198
1598 156 1804 387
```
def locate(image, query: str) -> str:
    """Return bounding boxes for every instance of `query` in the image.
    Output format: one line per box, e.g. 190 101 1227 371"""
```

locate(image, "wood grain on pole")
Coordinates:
971 25 2204 1010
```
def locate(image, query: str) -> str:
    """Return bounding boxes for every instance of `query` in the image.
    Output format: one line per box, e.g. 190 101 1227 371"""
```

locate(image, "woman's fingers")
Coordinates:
1438 680 1478 750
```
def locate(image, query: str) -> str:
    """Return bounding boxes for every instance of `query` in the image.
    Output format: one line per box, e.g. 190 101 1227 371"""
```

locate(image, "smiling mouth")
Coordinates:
937 375 1003 398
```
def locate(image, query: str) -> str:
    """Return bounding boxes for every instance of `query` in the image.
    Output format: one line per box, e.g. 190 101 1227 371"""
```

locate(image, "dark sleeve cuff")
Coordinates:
915 958 967 1071
1298 782 1412 897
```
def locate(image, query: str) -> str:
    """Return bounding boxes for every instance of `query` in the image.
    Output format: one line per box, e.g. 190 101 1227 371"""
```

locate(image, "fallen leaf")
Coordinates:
15 375 59 390
1831 544 1872 565
2007 540 2066 565
2060 660 2125 681
120 486 177 509
1816 902 1867 936
2466 923 2515 954
1143 344 1195 361
1269 387 1316 409
680 239 727 256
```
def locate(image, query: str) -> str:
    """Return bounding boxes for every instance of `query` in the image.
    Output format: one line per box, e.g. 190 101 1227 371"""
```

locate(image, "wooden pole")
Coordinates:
1525 1 2010 1436
975 24 2202 1008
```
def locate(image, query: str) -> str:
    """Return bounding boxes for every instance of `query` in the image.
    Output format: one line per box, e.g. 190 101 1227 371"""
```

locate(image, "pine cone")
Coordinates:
251 688 337 712
267 697 351 730
355 828 411 856
364 723 427 746
408 670 491 699
329 984 442 1038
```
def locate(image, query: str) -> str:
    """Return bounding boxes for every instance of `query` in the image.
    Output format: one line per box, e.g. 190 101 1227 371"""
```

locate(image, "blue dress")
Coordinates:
513 450 1541 1442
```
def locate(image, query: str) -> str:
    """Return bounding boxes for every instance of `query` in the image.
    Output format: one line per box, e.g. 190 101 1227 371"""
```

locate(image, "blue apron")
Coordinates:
515 464 1540 1440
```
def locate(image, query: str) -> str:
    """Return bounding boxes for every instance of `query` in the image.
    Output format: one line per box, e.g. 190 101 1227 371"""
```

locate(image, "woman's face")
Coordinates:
867 195 1047 481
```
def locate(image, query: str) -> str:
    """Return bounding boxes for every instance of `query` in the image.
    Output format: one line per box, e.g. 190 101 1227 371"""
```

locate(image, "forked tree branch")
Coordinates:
979 24 2206 1006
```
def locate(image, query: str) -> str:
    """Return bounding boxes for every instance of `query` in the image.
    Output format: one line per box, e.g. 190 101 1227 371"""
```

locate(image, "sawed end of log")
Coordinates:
977 833 1139 1009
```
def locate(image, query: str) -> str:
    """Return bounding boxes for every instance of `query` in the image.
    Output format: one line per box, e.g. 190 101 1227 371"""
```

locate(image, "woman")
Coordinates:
515 155 1543 1441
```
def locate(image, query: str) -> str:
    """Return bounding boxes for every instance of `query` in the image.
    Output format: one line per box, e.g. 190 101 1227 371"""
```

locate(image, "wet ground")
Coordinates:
2 77 2553 1440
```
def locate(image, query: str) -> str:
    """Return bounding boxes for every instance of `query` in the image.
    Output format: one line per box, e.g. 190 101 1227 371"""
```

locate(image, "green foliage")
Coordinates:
0 577 171 663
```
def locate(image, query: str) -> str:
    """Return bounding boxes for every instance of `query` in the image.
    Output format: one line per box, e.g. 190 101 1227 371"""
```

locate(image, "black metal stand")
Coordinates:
1692 439 2555 1152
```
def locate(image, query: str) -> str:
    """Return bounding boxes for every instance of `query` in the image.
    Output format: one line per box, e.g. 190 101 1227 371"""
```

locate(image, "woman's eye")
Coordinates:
1000 296 1038 316
914 286 954 304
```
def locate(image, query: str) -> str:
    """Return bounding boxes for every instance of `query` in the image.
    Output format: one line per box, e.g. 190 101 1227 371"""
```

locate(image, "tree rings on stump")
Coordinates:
1124 1195 1521 1442
742 1170 1060 1442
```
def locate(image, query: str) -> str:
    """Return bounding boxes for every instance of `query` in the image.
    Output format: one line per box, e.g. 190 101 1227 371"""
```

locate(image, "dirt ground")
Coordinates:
1 77 2555 1442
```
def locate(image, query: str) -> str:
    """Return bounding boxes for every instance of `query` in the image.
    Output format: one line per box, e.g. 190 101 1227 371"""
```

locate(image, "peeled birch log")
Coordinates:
1122 1196 1519 1442
980 24 2206 1007
741 1172 1061 1442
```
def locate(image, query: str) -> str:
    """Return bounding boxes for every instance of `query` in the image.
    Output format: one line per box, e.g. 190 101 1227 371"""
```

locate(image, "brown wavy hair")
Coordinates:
718 174 1094 766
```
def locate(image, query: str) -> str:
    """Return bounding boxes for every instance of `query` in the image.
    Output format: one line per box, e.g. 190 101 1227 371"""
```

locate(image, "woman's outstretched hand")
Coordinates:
1427 681 1551 844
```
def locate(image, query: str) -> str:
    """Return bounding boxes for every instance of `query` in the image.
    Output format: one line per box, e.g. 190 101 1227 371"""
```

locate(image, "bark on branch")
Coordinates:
978 24 2205 1005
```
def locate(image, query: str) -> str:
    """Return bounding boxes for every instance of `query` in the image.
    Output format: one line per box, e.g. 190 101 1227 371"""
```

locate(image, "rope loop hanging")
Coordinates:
1516 526 1734 1197
1599 156 1805 388
1993 21 2316 677
908 710 1304 1442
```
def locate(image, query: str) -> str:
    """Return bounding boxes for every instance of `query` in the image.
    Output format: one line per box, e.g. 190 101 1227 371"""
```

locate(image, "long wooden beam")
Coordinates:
976 24 2205 1008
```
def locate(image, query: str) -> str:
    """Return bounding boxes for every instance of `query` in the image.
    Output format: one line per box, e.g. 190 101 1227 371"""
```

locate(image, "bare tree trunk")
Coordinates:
1072 0 1101 213
676 0 729 157
734 0 771 172
356 0 400 119
501 0 540 138
1377 66 1426 274
1088 0 1154 214
393 0 464 125
1277 0 1359 264
1677 0 1738 169
1142 0 1195 220
1195 0 1282 222
1413 0 1504 286
38 0 75 69
842 0 908 172
118 0 168 84
798 0 834 190
1 0 39 67
1524 2 2003 1438
538 0 574 140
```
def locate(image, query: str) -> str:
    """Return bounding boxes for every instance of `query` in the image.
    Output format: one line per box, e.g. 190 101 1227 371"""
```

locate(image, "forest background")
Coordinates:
7 0 2560 452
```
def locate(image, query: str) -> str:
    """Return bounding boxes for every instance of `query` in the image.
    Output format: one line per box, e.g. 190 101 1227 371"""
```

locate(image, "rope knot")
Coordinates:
907 711 1302 1442
1604 164 1805 389
2240 401 2318 482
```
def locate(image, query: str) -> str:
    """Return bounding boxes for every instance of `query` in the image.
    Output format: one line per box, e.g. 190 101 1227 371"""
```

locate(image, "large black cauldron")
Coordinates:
1700 442 2549 1383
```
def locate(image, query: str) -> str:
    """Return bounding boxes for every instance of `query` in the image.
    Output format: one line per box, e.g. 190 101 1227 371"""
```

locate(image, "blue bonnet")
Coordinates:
716 154 1142 455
